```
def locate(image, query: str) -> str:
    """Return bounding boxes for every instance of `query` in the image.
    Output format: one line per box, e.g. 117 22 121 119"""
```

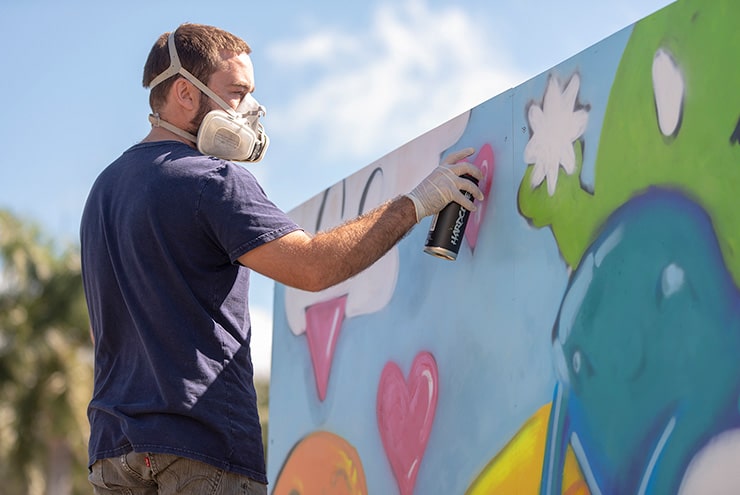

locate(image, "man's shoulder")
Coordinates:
108 141 226 177
126 140 207 164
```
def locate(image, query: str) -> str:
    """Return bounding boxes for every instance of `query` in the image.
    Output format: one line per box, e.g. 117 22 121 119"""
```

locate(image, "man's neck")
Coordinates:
141 126 196 148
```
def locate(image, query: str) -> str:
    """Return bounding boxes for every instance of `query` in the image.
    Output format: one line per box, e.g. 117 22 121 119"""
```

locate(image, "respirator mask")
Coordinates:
147 31 269 162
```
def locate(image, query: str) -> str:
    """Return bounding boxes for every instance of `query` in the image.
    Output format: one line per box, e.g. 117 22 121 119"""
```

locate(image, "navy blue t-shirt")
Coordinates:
80 141 300 483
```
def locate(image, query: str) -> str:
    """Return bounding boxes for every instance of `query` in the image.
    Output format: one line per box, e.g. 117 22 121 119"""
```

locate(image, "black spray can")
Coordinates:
423 174 478 261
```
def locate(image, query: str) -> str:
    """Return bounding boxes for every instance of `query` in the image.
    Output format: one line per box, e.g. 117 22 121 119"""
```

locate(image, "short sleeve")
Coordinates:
197 163 301 263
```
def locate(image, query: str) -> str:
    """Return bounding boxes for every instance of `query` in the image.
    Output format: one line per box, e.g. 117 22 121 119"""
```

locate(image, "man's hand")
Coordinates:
404 147 485 223
241 147 484 291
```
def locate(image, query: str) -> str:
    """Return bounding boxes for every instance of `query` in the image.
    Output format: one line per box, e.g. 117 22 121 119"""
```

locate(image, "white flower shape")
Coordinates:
524 74 589 196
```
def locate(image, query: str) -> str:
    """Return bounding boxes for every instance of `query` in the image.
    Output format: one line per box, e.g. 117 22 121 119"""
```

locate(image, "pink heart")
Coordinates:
377 352 439 495
465 143 495 251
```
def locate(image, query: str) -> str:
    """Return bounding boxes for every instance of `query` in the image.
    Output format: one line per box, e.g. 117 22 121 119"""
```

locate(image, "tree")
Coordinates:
255 376 270 460
0 210 93 495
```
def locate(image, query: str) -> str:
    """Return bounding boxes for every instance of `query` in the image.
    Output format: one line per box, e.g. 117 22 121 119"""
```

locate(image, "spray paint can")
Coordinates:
423 174 478 260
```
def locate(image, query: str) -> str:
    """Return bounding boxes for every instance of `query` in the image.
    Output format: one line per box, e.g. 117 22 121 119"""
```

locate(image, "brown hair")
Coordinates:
142 23 251 112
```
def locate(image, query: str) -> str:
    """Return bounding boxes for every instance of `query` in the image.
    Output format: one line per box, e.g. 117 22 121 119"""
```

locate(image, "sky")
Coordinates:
0 0 673 377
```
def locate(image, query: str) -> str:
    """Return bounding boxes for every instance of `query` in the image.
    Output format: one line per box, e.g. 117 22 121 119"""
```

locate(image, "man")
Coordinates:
81 23 483 494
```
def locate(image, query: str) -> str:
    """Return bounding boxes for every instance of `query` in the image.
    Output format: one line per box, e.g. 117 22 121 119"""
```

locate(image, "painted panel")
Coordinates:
268 0 740 493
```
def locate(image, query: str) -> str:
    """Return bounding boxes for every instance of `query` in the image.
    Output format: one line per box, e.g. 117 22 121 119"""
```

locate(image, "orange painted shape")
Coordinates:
272 431 368 495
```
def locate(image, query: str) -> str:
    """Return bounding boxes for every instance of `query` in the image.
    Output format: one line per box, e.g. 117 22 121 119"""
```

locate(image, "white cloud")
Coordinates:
267 30 361 67
265 0 526 161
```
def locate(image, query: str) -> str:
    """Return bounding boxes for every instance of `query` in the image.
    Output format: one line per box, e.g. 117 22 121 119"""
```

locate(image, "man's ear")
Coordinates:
171 78 199 112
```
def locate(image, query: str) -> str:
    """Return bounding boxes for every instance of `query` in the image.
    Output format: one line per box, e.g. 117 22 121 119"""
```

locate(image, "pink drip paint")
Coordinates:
304 295 348 401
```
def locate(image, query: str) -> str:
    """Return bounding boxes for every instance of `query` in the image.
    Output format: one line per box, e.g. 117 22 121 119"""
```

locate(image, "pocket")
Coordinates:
243 478 268 495
89 458 136 491
88 461 109 489
120 451 156 484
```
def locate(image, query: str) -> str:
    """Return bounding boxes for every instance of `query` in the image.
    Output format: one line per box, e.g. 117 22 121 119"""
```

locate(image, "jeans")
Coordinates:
88 451 268 495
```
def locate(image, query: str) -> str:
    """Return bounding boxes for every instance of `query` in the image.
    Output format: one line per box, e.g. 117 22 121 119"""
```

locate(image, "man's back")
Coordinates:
80 140 298 482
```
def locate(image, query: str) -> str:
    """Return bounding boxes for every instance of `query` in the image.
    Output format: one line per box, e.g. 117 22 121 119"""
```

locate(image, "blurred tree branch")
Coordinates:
0 209 93 495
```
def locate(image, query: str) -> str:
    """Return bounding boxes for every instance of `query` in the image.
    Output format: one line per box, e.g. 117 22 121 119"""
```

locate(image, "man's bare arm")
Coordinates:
239 148 484 292
239 195 417 292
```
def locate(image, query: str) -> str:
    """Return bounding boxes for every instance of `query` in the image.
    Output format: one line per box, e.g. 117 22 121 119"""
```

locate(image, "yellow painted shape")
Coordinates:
466 403 590 495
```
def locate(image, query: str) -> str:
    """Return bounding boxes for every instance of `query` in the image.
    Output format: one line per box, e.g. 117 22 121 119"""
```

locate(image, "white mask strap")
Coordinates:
148 113 198 143
148 31 236 116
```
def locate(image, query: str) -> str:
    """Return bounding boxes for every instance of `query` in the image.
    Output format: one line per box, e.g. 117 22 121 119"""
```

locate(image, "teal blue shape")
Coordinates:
541 188 740 495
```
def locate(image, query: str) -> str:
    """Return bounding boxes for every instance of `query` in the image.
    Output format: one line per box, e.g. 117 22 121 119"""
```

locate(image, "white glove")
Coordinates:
405 147 485 222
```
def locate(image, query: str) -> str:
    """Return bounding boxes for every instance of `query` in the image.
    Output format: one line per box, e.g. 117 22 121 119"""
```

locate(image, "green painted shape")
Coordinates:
518 0 740 283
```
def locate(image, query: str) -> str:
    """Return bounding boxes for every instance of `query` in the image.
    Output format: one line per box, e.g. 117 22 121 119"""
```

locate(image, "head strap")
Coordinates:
147 113 198 143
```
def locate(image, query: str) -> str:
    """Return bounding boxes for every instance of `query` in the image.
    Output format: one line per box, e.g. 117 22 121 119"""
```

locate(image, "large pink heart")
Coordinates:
465 143 495 251
376 352 439 495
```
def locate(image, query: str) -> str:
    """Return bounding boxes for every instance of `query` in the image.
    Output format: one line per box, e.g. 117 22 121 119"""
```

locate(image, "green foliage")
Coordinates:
255 376 270 459
0 209 93 495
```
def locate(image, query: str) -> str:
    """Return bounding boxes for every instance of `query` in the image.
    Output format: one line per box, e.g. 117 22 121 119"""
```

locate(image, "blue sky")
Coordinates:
0 0 673 376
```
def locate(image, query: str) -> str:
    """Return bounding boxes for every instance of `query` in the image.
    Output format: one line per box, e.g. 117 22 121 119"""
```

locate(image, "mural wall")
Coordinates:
267 0 740 493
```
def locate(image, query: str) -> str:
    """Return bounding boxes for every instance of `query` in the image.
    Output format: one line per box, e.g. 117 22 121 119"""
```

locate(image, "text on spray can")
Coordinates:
423 174 479 261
